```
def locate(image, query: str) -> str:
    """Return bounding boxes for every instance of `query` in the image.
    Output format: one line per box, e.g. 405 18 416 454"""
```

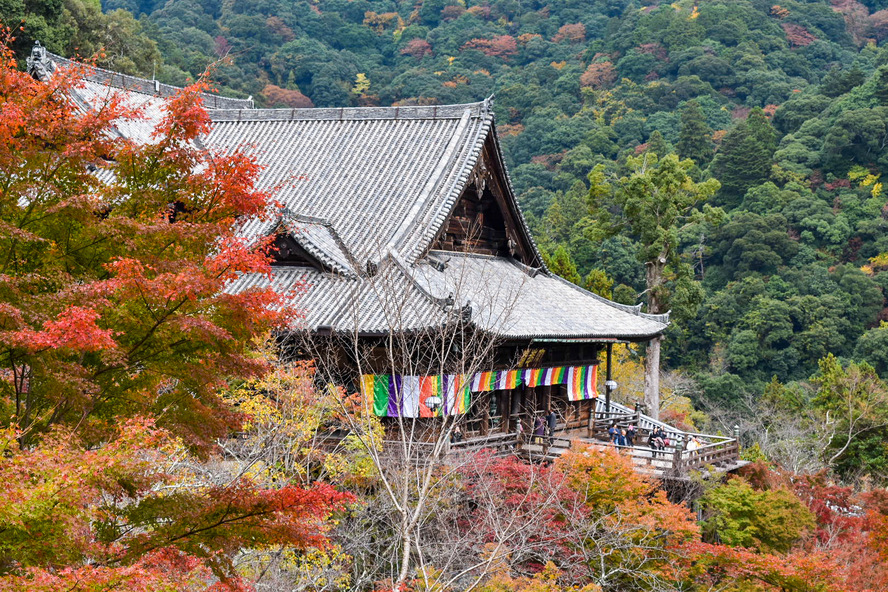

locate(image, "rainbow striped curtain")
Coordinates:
566 365 598 401
361 373 470 417
521 368 544 387
470 369 522 392
360 364 598 416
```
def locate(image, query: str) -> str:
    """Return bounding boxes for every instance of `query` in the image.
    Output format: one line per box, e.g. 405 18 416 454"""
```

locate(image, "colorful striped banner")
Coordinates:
418 375 442 417
443 374 470 415
362 365 599 416
566 365 598 401
358 374 392 417
470 371 497 392
495 369 521 390
541 366 567 386
521 368 543 387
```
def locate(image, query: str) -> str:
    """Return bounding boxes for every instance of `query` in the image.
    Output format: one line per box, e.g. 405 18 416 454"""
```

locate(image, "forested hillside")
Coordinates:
5 0 888 467
8 1 888 590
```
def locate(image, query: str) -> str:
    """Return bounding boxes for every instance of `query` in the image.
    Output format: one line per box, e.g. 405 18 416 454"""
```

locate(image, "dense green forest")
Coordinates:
5 0 888 470
9 2 888 589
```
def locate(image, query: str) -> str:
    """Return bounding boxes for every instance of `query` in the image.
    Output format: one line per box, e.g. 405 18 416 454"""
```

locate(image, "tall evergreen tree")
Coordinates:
544 245 582 285
712 108 777 207
676 100 714 165
646 130 672 157
874 66 888 106
588 154 722 418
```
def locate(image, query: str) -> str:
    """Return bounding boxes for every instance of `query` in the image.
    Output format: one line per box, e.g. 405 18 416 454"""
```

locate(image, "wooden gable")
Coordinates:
270 233 325 270
431 135 539 265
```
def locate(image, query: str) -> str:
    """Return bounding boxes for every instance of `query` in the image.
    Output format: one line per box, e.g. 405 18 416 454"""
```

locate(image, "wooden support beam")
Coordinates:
501 390 511 432
605 343 613 414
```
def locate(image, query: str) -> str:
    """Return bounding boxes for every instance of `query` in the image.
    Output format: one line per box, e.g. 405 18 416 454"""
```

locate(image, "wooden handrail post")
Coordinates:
588 401 596 438
672 440 684 477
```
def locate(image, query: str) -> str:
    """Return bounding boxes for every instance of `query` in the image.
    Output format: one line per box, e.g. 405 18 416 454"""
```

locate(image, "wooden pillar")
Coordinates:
480 392 490 436
520 384 531 435
501 390 510 432
605 343 613 414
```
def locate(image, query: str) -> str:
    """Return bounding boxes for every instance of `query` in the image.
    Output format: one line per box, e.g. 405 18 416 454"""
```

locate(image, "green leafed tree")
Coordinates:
676 100 714 165
584 268 614 299
812 354 888 475
856 322 888 378
543 245 582 286
712 108 777 207
588 153 722 418
701 477 815 554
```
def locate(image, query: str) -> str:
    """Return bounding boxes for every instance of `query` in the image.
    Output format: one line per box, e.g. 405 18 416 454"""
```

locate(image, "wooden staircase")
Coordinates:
518 399 748 479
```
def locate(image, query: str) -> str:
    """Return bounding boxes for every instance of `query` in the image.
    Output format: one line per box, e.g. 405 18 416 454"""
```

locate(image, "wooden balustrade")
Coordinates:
304 423 742 478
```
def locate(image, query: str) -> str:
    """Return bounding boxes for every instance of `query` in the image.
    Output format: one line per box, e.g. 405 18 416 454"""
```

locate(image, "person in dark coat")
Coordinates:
649 427 666 456
608 422 620 445
533 415 545 444
626 424 637 447
546 408 557 444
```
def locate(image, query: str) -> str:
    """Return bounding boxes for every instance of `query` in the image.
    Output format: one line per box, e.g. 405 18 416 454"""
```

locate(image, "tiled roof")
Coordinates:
225 251 667 340
211 103 493 265
38 51 252 145
37 47 669 341
43 52 253 109
411 252 668 340
225 260 449 335
253 212 358 276
286 215 357 277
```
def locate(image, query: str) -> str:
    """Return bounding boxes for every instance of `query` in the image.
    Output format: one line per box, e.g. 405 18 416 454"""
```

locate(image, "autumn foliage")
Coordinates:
580 62 617 90
401 38 433 59
0 417 350 591
552 23 586 44
0 33 349 591
262 83 313 108
453 445 698 589
782 22 817 46
461 36 518 59
0 33 289 450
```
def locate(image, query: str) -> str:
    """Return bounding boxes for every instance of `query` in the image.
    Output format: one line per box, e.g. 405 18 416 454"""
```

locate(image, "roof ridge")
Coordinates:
32 45 253 111
286 212 333 227
208 101 490 123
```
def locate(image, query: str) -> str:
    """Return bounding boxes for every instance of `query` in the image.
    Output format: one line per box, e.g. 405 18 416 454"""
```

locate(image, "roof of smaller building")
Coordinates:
413 252 668 341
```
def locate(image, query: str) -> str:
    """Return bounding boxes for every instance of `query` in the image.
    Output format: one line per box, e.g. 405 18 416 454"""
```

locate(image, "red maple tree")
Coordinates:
0 32 349 591
0 32 289 450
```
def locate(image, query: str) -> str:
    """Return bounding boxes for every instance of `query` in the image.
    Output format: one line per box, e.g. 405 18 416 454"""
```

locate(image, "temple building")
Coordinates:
29 45 671 444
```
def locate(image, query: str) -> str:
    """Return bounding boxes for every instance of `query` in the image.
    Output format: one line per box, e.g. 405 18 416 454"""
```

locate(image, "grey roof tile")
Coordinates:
47 48 668 341
411 252 667 340
208 104 492 266
226 260 447 335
